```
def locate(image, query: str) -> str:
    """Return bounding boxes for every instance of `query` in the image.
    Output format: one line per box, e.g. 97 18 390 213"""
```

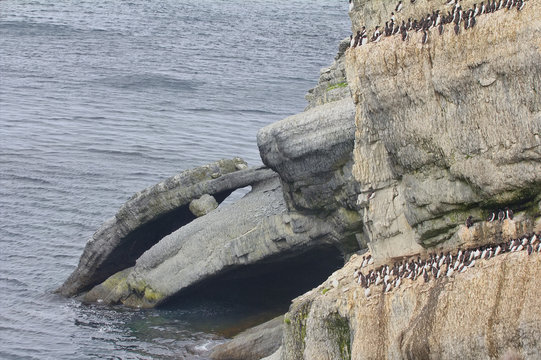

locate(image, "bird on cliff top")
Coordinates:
396 1 404 12
517 0 525 10
466 216 474 228
506 207 513 220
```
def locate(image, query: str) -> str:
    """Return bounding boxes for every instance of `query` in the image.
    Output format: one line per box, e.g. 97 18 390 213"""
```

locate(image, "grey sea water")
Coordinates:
0 0 350 358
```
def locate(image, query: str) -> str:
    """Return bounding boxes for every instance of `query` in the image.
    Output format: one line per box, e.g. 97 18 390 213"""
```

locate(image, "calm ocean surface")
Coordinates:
0 1 350 358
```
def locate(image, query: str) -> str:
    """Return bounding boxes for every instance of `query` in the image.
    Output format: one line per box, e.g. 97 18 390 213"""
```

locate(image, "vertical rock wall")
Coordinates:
347 0 541 258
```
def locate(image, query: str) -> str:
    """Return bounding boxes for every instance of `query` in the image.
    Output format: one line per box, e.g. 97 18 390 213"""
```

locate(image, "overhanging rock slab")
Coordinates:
58 158 275 297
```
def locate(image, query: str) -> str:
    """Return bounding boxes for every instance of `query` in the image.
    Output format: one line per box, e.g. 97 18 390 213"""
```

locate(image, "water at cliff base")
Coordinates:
0 0 349 358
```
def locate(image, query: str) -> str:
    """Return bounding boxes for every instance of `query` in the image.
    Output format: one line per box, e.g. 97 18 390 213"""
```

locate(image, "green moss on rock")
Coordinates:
325 313 351 360
327 82 348 91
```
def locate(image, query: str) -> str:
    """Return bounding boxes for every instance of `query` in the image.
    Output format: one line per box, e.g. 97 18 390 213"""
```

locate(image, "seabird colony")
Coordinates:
354 231 540 298
348 0 527 47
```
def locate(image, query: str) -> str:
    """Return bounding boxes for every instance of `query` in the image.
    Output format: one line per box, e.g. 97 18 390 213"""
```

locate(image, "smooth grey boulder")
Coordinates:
189 194 218 217
84 174 344 308
58 158 276 297
209 316 284 360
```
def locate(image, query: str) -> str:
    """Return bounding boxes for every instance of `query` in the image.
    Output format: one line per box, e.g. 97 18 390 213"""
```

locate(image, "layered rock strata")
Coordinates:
83 174 349 307
258 97 362 254
347 0 541 259
57 158 271 297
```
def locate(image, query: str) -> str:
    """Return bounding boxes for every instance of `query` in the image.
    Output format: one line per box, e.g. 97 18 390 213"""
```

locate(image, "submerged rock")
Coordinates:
57 158 275 297
210 315 284 360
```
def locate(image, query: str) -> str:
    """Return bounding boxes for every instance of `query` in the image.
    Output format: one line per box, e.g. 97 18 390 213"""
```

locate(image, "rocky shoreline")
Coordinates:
60 0 540 358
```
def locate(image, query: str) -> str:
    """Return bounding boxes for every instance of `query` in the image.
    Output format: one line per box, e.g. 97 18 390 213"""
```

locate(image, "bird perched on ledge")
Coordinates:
466 216 474 228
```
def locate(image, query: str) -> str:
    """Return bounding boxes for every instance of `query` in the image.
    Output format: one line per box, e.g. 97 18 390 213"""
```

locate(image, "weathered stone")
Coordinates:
258 97 359 212
258 97 362 254
209 316 283 360
57 159 276 297
189 194 218 217
347 1 541 257
305 38 351 110
260 347 283 360
84 175 345 307
283 233 541 360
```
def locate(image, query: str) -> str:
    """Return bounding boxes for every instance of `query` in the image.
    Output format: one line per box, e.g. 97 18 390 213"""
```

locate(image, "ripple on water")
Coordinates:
0 0 349 358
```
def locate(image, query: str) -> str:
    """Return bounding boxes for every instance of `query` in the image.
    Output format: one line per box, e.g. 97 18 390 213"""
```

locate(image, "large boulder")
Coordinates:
257 98 362 255
258 97 358 213
57 158 275 297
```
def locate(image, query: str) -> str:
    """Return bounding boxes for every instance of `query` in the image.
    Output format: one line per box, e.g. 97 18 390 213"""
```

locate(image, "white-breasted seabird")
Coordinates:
506 207 513 220
396 1 403 12
365 287 371 297
349 0 354 12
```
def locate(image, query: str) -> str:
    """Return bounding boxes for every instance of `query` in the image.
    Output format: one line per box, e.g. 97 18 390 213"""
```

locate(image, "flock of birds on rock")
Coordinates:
466 207 513 227
348 0 527 47
353 231 540 298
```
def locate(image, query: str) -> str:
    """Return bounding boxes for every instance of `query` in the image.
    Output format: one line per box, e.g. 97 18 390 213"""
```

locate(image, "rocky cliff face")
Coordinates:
278 0 541 359
283 226 541 360
304 38 351 111
348 0 541 258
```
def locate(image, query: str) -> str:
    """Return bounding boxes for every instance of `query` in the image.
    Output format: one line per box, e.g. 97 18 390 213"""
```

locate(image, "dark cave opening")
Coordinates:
92 190 234 291
159 245 344 336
